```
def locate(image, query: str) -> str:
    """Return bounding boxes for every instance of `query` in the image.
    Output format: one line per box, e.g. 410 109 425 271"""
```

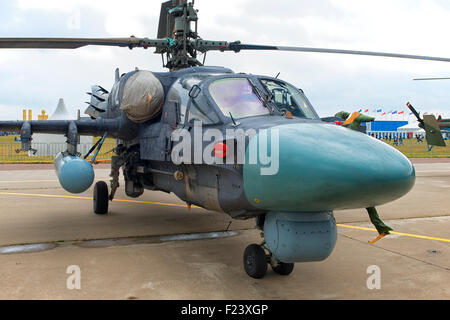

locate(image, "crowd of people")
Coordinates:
369 132 426 146
0 131 18 137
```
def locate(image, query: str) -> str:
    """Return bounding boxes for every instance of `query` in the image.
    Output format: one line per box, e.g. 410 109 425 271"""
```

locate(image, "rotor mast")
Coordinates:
157 0 201 70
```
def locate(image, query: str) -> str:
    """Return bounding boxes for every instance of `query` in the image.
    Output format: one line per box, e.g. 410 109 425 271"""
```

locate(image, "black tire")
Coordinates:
243 244 267 279
93 181 109 215
272 262 294 276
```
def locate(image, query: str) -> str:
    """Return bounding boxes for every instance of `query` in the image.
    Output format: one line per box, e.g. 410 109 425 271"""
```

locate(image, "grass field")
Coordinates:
0 135 448 163
380 138 449 158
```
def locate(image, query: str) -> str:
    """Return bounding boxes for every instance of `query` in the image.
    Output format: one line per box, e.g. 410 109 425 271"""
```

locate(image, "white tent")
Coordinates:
49 98 71 120
32 99 93 156
397 122 425 134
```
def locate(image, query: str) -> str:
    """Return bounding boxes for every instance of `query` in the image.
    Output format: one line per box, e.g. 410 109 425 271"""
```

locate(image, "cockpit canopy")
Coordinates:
259 79 318 119
166 72 319 126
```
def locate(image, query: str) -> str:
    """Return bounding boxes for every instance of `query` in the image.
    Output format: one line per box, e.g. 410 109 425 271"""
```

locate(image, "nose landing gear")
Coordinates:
271 260 294 276
243 215 295 279
243 243 295 279
243 244 268 279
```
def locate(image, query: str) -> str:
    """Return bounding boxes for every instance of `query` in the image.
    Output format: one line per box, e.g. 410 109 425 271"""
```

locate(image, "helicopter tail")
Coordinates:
423 114 446 147
407 102 446 147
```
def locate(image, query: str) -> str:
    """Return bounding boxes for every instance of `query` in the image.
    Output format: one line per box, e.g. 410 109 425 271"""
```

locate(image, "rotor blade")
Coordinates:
220 42 450 63
413 77 450 80
0 37 168 49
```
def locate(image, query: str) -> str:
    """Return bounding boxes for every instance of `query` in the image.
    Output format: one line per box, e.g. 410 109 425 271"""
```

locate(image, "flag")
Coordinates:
381 112 386 116
358 109 362 113
377 109 382 113
364 109 369 113
398 111 404 115
392 111 398 115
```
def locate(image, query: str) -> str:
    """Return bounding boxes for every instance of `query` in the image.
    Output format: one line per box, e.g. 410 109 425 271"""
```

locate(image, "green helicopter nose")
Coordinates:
243 123 415 211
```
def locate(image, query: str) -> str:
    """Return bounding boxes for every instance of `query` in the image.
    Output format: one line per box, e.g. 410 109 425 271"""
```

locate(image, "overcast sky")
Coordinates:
1 0 450 120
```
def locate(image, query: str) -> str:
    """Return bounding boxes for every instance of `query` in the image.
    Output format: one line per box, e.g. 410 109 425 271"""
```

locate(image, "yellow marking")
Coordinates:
0 170 447 184
0 178 108 184
0 192 91 200
337 224 450 243
0 169 447 184
112 198 198 208
0 191 199 209
0 191 448 243
0 179 59 183
416 170 450 174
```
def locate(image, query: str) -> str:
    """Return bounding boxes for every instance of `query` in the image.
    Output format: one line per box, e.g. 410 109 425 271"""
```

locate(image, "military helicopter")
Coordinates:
407 77 450 148
0 0 448 279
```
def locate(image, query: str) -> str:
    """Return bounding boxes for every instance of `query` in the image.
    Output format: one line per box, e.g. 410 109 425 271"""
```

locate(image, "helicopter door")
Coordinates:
161 100 180 161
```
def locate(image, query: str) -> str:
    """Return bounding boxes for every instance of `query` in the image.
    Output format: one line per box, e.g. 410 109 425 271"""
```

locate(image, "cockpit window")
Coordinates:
209 78 270 119
170 73 216 124
260 79 318 119
187 99 220 125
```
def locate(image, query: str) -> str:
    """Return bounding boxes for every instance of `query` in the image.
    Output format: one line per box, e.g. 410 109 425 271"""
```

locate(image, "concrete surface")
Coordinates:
0 160 449 299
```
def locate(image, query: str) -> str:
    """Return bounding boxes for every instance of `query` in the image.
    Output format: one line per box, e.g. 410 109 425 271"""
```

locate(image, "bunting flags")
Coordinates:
349 108 443 119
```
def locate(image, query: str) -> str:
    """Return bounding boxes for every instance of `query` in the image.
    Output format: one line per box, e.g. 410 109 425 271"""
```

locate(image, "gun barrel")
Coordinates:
406 102 424 125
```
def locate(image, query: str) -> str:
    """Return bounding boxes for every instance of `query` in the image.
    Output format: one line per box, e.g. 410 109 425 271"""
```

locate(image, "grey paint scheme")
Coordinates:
137 67 256 215
135 67 323 217
0 66 322 219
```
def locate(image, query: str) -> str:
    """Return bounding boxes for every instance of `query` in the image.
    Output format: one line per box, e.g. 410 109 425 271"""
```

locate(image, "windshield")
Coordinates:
209 78 270 119
260 79 318 119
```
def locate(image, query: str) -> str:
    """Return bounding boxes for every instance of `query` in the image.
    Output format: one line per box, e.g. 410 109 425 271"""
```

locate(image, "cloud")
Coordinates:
0 0 449 120
0 104 24 121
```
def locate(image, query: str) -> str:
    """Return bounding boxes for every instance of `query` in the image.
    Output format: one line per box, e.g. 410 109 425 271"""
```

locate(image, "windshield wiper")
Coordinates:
248 79 274 114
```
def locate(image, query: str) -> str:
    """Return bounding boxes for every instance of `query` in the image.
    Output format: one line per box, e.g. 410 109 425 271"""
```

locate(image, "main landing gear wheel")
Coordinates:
271 262 294 276
93 181 109 215
243 244 268 279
